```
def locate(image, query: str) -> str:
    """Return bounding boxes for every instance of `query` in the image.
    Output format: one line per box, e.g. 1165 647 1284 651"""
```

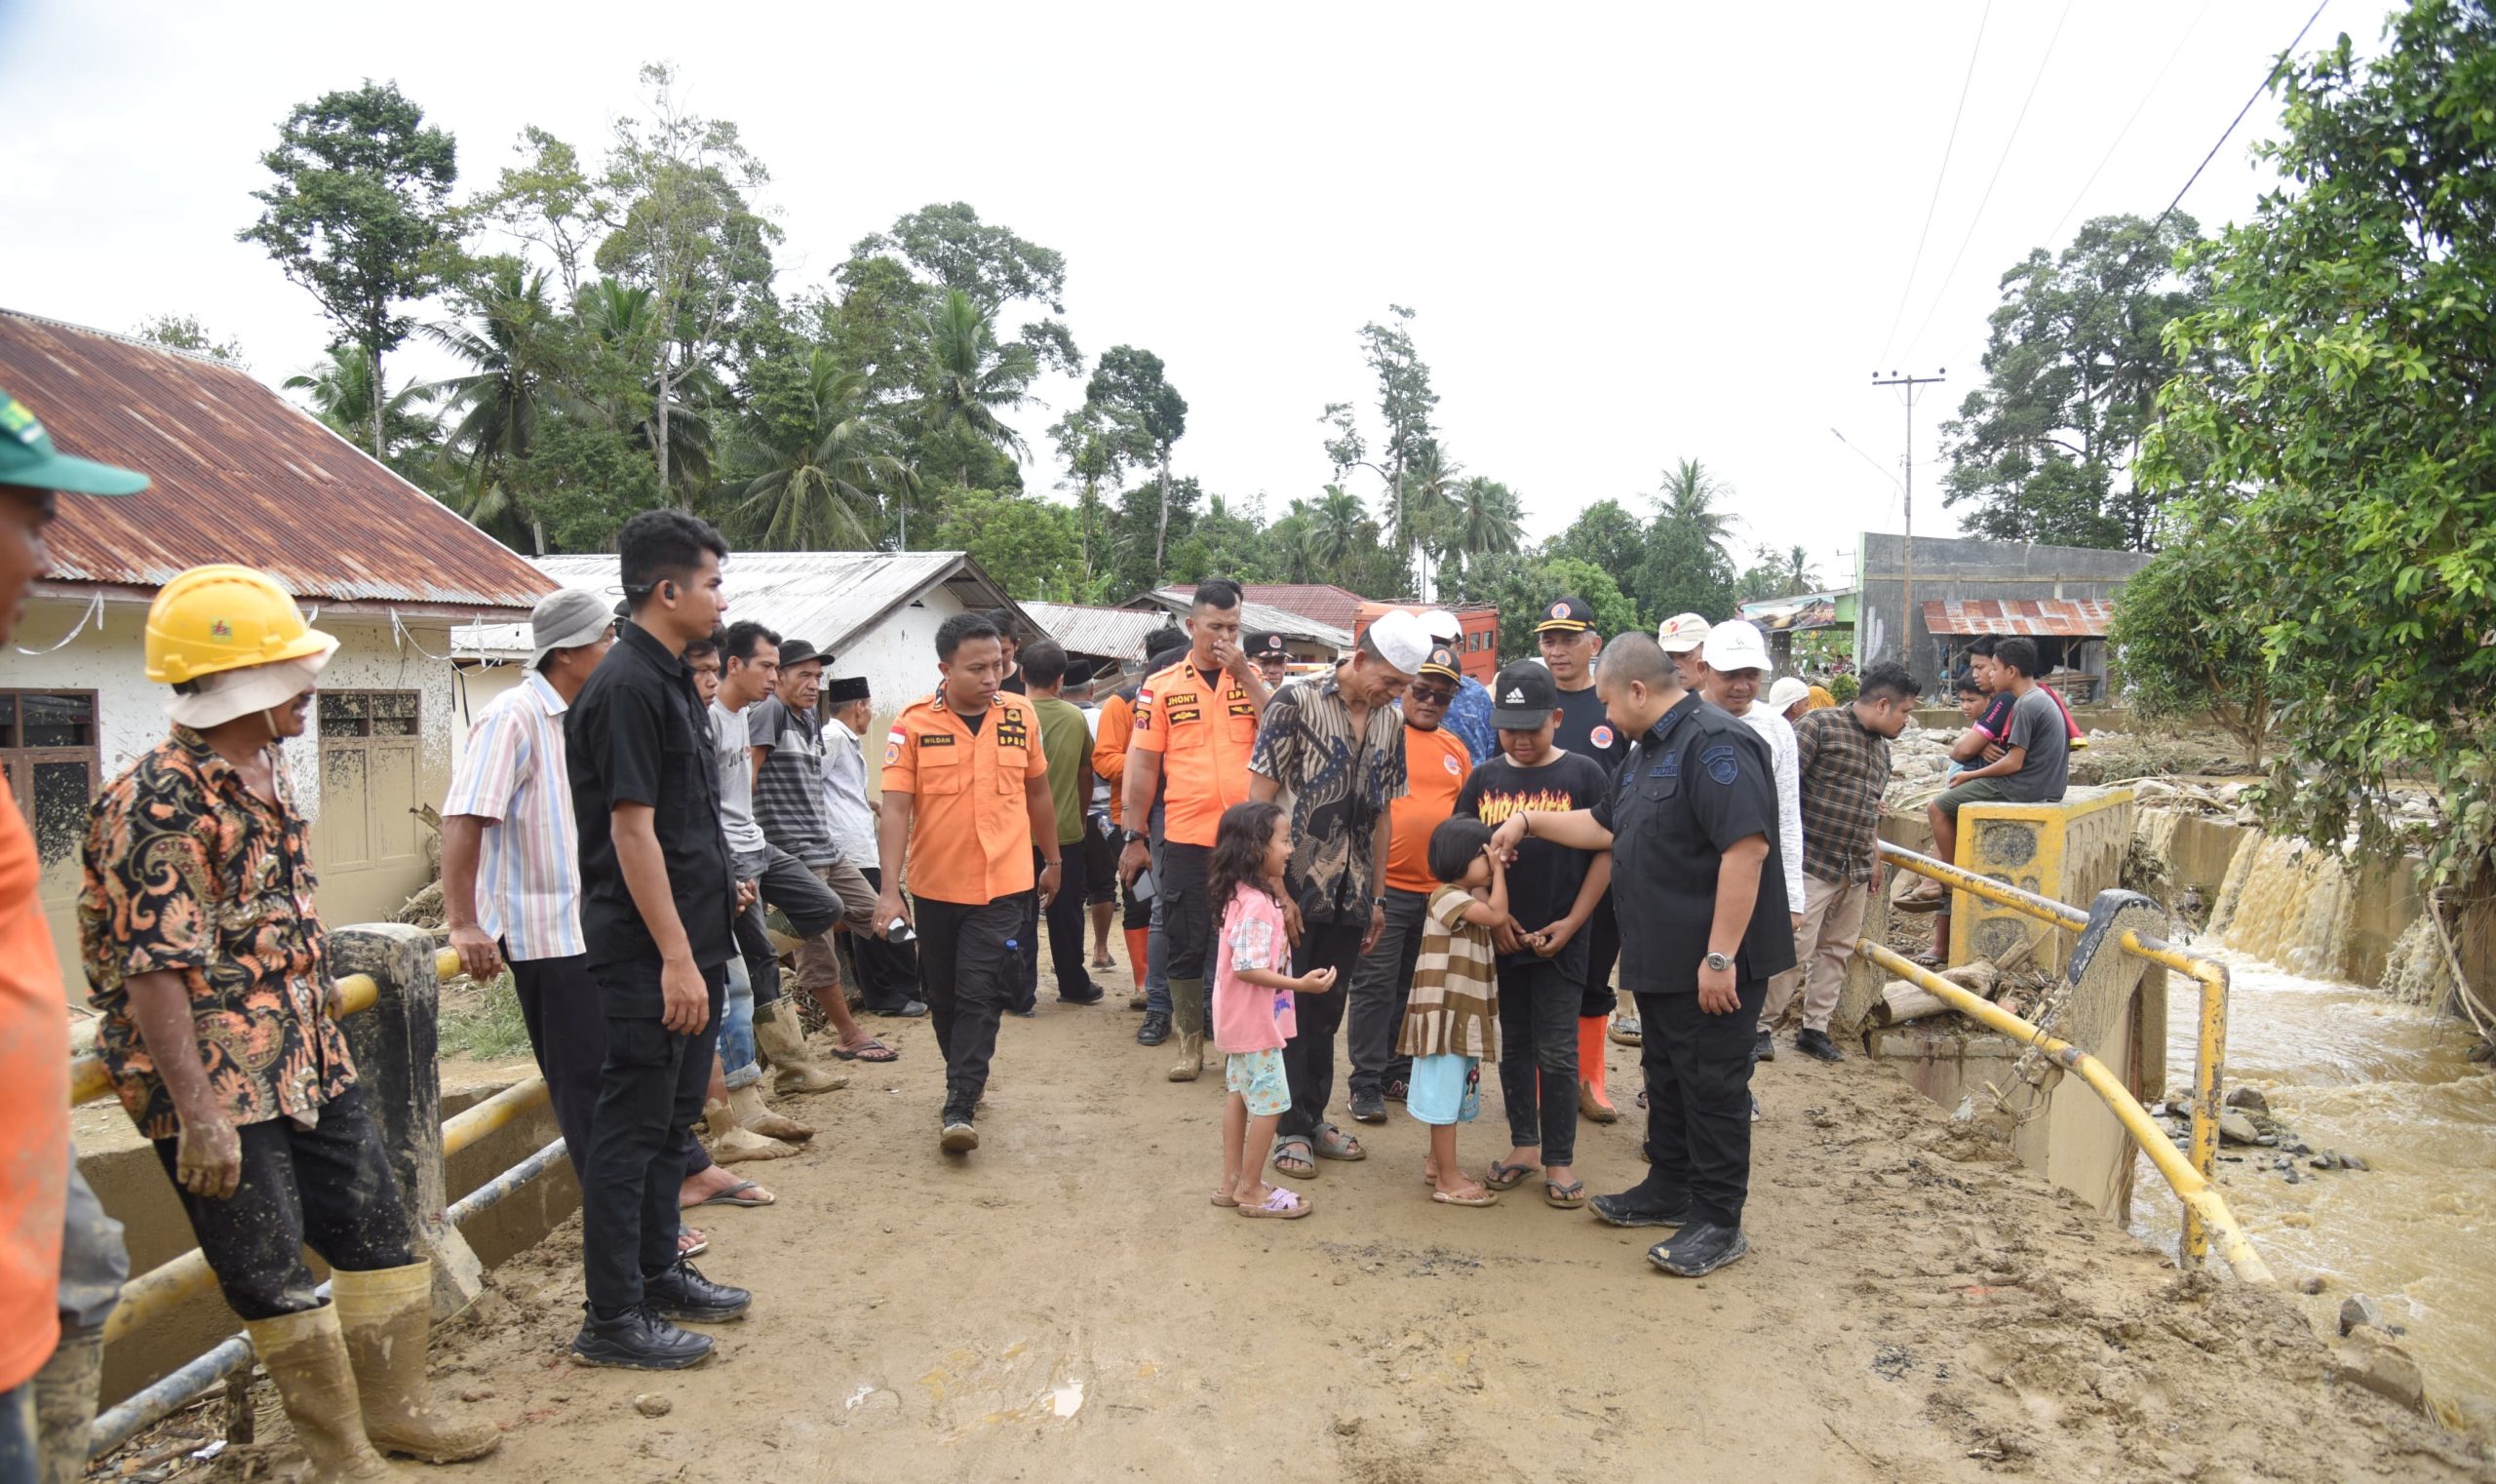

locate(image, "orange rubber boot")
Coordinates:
1578 1016 1618 1123
1126 927 1150 986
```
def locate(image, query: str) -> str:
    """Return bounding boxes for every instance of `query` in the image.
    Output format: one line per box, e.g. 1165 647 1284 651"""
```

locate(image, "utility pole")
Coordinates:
1872 370 1944 679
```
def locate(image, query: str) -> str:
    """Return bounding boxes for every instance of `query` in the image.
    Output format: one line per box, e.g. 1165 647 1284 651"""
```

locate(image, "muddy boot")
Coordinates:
728 1082 814 1142
244 1304 408 1481
754 998 849 1096
1167 976 1205 1081
704 1100 798 1162
32 1325 104 1484
329 1263 500 1464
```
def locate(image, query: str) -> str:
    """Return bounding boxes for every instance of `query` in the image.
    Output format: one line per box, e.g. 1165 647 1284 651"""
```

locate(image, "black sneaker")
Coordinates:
1059 986 1106 1006
941 1109 979 1153
1794 1028 1845 1063
1383 1078 1409 1104
571 1305 714 1370
642 1259 751 1323
1648 1222 1748 1277
1753 1030 1775 1063
1136 1011 1172 1046
873 1000 929 1019
1348 1091 1387 1124
1589 1187 1691 1229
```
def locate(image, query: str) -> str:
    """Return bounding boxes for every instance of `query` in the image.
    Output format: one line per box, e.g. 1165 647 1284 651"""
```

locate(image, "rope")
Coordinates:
12 592 102 655
387 608 459 662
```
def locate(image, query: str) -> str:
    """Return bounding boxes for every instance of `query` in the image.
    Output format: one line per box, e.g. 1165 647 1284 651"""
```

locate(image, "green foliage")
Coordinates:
282 345 445 488
2142 0 2496 885
2106 504 2273 765
1631 459 1738 621
132 314 247 368
1827 673 1859 705
1085 345 1187 569
933 488 1085 599
440 975 532 1061
1453 554 1640 658
1547 499 1647 577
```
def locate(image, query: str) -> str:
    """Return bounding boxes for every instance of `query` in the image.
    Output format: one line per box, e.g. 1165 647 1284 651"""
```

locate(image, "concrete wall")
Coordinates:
1853 533 2149 685
1950 786 2136 975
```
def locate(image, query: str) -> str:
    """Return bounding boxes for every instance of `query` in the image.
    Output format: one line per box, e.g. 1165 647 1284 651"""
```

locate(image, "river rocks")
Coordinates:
635 1393 673 1418
2333 1326 2426 1412
2216 1110 2262 1146
2297 1274 2326 1295
2223 1086 2271 1114
2337 1294 2386 1337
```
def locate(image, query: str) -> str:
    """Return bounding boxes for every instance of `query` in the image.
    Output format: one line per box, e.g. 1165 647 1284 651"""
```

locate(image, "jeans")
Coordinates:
508 950 608 1181
58 1159 128 1331
847 865 923 1013
1496 957 1584 1165
149 1085 413 1320
1044 839 1096 1000
1346 887 1429 1099
581 967 726 1315
1631 981 1768 1230
1276 920 1366 1143
0 1381 30 1484
916 896 1021 1113
721 952 760 1090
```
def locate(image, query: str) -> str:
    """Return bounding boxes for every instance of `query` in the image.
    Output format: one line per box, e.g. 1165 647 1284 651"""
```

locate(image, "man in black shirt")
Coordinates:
566 511 752 1369
1535 595 1630 1118
1489 633 1794 1277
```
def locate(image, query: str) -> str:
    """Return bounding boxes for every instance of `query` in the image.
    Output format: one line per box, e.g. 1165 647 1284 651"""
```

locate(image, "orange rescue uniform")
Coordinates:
0 794 67 1391
1129 657 1259 848
1093 689 1136 829
881 690 1049 906
1384 722 1472 895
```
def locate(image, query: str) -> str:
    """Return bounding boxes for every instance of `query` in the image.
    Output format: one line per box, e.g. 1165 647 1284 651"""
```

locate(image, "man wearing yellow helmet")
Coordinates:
79 562 497 1476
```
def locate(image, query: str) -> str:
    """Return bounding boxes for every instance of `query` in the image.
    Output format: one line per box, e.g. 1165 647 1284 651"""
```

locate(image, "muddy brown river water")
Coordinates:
2129 949 2496 1437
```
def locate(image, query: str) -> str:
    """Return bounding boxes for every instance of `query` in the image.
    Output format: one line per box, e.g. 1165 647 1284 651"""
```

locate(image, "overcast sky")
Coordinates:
1 0 2393 588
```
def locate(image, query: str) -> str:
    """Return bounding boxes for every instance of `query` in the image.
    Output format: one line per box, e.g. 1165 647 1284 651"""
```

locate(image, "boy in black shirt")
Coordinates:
1458 661 1614 1207
1534 595 1631 1113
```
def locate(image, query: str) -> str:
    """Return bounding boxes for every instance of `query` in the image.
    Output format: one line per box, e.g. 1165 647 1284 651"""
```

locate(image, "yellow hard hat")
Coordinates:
144 566 334 684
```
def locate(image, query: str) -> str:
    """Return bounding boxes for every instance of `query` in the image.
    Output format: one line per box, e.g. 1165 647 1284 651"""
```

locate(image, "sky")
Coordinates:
0 0 2397 590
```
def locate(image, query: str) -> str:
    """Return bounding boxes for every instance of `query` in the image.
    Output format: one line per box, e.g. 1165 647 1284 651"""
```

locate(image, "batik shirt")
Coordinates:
1248 673 1407 925
80 727 354 1140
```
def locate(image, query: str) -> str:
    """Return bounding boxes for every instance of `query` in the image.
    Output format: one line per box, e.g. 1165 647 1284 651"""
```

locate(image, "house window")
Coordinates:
0 690 100 875
314 690 423 874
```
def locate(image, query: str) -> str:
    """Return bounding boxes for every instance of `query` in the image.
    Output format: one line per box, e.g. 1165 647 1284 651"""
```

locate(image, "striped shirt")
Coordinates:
749 694 837 867
443 673 583 961
1397 884 1501 1060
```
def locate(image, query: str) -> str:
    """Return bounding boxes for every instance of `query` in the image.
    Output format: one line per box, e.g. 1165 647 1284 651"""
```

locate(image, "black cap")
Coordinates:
1146 631 1190 664
1250 632 1289 659
778 639 828 670
1418 644 1462 683
1064 658 1097 687
1488 659 1560 728
825 675 870 703
1534 596 1596 634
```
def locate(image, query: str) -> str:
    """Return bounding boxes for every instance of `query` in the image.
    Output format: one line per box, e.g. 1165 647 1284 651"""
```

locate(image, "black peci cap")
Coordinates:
1488 659 1560 728
825 675 870 703
1534 596 1597 634
1250 632 1290 659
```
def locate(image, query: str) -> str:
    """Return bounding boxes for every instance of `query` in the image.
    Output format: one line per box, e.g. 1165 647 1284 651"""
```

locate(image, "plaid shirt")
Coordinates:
1794 705 1892 884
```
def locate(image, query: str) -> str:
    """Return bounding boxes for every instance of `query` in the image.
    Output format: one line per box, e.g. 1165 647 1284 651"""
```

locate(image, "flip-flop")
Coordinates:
1312 1125 1367 1162
691 1179 774 1208
1893 889 1948 916
1431 1189 1499 1208
1544 1178 1588 1209
1484 1160 1537 1191
1271 1139 1316 1179
677 1228 708 1259
1236 1186 1311 1220
834 1036 899 1063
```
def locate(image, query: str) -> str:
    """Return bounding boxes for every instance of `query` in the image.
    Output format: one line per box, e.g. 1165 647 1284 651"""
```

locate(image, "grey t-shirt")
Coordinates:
709 699 768 870
2000 686 2070 802
748 694 837 866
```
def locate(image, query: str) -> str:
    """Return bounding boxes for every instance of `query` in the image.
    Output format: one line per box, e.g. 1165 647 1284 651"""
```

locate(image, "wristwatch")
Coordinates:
1703 951 1734 972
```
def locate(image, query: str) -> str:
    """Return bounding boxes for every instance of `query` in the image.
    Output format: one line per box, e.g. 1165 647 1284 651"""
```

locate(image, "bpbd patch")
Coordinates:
1700 743 1740 785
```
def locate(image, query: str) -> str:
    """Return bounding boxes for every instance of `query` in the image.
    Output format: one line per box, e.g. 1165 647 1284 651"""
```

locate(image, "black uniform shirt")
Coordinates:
1593 692 1797 995
566 618 739 1008
1552 681 1629 772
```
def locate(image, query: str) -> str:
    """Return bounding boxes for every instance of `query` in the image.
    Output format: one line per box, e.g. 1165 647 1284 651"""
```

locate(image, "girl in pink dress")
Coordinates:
1208 801 1338 1218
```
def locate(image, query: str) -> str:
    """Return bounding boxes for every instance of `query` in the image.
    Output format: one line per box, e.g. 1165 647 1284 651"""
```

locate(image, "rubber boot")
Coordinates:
728 1082 814 1141
329 1264 500 1464
754 997 849 1096
1578 1016 1618 1123
32 1325 104 1484
1124 927 1150 1007
1168 975 1206 1081
704 1099 798 1162
243 1304 407 1481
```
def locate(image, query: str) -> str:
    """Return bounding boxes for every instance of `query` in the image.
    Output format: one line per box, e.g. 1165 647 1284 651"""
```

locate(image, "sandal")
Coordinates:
1271 1139 1316 1179
1894 886 1948 916
677 1228 708 1259
1312 1125 1367 1162
1431 1188 1499 1208
1484 1160 1537 1191
1210 1189 1239 1209
688 1179 774 1209
1237 1186 1312 1220
834 1035 899 1063
1544 1178 1588 1209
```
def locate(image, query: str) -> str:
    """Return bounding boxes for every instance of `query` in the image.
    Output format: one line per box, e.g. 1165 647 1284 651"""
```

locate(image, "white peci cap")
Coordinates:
1362 608 1434 675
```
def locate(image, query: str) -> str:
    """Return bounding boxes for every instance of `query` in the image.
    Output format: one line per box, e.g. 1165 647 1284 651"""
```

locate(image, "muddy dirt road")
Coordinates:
419 960 2483 1484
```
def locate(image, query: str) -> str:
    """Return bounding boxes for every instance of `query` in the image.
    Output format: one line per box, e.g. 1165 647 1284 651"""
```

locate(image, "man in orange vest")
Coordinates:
874 612 1063 1155
1115 581 1271 1080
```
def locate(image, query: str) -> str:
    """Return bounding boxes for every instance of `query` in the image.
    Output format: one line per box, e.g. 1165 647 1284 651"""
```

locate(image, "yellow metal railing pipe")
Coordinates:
441 1075 549 1157
1856 938 2271 1284
1874 840 2089 930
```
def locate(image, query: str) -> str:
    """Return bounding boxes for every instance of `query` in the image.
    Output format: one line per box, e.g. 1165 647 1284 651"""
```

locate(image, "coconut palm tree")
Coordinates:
1653 457 1739 558
580 279 717 502
919 289 1034 488
424 263 564 552
1306 485 1371 582
284 347 443 472
1401 438 1466 595
1450 477 1526 572
728 347 903 551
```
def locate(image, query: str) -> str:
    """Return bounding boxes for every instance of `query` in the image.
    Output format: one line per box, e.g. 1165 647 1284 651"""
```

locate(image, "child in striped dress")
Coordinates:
1398 816 1510 1208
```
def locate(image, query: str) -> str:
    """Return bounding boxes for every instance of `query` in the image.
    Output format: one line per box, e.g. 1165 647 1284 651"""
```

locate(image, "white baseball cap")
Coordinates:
1417 608 1463 644
1362 608 1433 675
1657 611 1711 653
1768 676 1813 713
1701 620 1772 673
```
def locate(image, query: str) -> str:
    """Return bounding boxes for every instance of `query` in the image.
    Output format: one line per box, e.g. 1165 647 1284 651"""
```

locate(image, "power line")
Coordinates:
2149 0 2331 236
2042 0 2215 248
1830 427 1904 491
1899 0 2079 364
1874 0 1995 369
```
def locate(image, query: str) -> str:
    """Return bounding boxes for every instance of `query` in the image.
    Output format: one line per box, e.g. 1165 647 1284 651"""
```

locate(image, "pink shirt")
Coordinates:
1212 882 1297 1053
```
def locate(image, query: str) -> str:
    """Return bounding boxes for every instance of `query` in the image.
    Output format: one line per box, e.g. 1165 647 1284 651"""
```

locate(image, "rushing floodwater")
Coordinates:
2127 950 2496 1436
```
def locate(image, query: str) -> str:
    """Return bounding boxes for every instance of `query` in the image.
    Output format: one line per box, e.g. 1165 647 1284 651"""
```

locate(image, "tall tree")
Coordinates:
919 289 1035 497
1547 498 1648 577
240 80 458 460
729 347 900 550
465 126 606 304
1086 346 1188 571
1448 477 1524 576
425 260 564 552
282 345 442 481
1321 304 1440 572
854 203 1081 376
1652 459 1737 556
131 314 247 368
1941 213 2213 551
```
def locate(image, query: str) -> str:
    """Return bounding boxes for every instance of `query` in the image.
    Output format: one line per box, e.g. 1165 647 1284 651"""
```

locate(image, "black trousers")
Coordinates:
582 968 726 1314
739 845 846 1009
1496 957 1584 1166
1632 981 1767 1229
507 950 605 1181
1160 841 1215 981
151 1085 413 1320
844 865 924 1013
916 896 1021 1112
1581 890 1621 1017
1011 850 1044 1014
1346 887 1429 1099
1277 920 1366 1142
1043 840 1097 1000
1081 814 1117 906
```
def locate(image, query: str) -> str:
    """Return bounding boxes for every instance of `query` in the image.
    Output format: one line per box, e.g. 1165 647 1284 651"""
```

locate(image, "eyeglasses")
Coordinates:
1408 685 1457 706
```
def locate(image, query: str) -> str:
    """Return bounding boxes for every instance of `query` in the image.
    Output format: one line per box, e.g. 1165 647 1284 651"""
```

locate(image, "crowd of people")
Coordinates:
0 370 2010 1478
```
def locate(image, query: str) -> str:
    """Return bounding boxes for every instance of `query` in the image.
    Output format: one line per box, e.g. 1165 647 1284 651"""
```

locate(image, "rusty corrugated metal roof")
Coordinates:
1 310 551 613
1160 582 1369 631
1923 599 2116 638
